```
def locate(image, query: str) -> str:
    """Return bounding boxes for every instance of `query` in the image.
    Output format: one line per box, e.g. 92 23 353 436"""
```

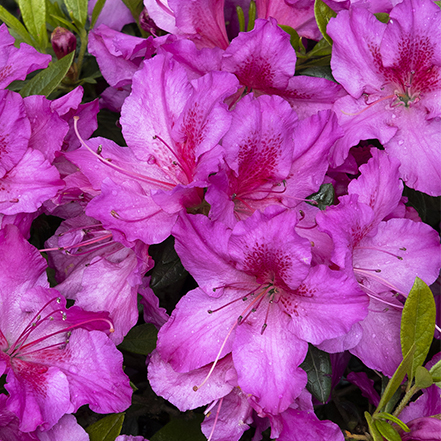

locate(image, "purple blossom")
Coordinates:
328 0 441 195
0 225 132 432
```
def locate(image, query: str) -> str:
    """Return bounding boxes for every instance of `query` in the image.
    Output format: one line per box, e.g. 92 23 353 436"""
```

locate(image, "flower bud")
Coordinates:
51 27 77 60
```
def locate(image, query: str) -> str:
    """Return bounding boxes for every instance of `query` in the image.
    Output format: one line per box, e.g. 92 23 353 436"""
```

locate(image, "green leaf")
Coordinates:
17 0 48 49
279 25 305 54
401 277 436 381
376 343 416 413
434 0 441 7
0 6 34 46
45 0 70 29
247 0 256 31
375 412 410 432
307 38 332 57
86 413 125 441
64 0 88 27
151 415 205 441
300 344 332 403
374 12 390 23
365 412 383 441
374 419 402 441
91 0 107 28
118 323 158 355
121 0 144 22
307 183 335 210
429 359 441 387
236 5 245 33
19 50 74 97
415 365 433 389
314 0 336 45
48 14 78 32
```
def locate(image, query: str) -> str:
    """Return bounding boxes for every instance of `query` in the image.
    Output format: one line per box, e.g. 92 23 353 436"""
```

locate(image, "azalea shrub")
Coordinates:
0 0 440 440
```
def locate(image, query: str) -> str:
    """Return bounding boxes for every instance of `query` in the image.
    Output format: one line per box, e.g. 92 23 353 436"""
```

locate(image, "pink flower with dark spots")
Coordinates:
328 0 441 195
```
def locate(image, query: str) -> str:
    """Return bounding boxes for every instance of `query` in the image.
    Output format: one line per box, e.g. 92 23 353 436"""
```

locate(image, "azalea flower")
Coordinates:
328 0 441 195
0 225 132 432
157 207 368 415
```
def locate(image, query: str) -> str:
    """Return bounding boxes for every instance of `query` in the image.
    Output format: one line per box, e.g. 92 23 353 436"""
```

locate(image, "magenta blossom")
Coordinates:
328 0 441 195
0 225 132 432
156 208 368 415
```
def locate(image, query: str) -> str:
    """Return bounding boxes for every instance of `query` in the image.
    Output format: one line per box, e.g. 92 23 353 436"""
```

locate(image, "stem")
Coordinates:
75 27 88 81
393 383 419 417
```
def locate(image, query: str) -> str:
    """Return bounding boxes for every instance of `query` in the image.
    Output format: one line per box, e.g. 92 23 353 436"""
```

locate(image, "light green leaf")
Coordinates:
17 0 48 49
374 419 402 441
365 412 383 441
314 0 336 45
64 0 88 27
151 415 205 441
279 25 305 54
46 0 70 29
0 6 34 46
117 323 158 355
300 344 332 403
401 277 436 381
415 365 433 389
429 359 441 387
19 50 74 97
376 343 416 413
48 14 78 32
375 412 410 432
91 0 107 28
236 5 245 33
86 413 125 441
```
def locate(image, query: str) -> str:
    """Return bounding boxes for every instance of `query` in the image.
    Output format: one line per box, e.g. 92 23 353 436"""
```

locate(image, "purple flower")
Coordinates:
156 208 367 415
328 0 441 195
0 225 132 432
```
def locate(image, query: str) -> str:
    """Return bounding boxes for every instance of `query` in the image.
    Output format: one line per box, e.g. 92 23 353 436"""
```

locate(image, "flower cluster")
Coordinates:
0 0 440 439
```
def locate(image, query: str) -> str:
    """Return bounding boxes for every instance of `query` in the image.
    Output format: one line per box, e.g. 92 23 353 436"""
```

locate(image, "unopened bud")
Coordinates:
51 27 77 60
139 8 159 35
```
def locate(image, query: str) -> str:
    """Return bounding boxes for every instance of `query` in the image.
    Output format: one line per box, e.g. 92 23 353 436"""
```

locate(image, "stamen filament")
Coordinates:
341 94 396 116
207 397 224 441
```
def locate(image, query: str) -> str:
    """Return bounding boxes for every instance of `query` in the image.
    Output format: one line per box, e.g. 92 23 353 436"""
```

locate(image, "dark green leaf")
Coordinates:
17 0 48 49
91 0 107 28
429 359 441 387
307 38 332 57
415 365 433 389
374 419 402 441
375 412 410 432
365 412 383 441
374 12 390 23
300 344 332 403
376 343 415 413
19 50 74 97
121 0 144 22
314 0 336 45
0 6 34 46
64 0 88 27
86 413 125 441
307 183 335 210
118 323 158 355
279 25 305 54
401 277 436 381
151 415 205 441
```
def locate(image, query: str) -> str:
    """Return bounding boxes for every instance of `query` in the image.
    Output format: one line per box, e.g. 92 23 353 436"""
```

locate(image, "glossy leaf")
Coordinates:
150 415 205 441
0 6 34 46
92 0 108 28
401 278 436 381
19 50 74 97
314 0 336 45
375 344 416 413
64 0 88 27
375 419 401 441
415 365 433 389
86 413 125 441
365 412 383 441
279 25 305 54
429 359 441 387
375 412 410 432
307 183 335 210
17 0 48 50
300 344 332 403
118 323 158 356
